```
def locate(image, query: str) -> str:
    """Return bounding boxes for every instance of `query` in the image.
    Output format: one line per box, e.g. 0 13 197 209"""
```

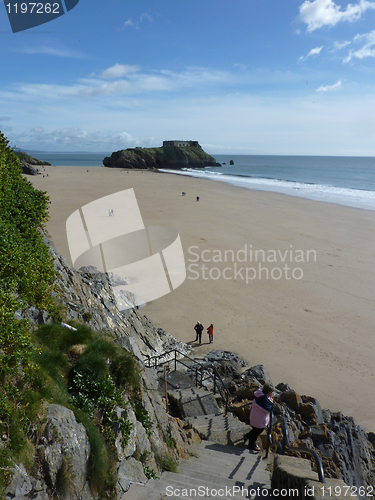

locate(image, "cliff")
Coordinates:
103 144 220 170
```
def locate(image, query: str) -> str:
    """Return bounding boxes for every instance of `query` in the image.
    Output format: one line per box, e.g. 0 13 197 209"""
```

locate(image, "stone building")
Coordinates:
163 140 199 148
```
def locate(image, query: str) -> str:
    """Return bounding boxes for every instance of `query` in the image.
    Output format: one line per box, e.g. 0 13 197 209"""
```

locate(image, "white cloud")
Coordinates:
17 126 144 149
101 64 140 79
332 40 351 50
122 13 153 29
5 67 239 101
298 46 324 61
140 13 153 22
344 30 375 62
316 79 342 91
299 0 375 32
19 46 86 58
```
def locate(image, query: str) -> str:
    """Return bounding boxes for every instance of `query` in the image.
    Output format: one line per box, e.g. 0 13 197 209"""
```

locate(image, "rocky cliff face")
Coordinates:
7 234 198 500
102 145 219 170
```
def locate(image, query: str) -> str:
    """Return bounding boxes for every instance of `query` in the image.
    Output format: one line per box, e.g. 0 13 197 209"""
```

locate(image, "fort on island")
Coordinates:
163 140 199 147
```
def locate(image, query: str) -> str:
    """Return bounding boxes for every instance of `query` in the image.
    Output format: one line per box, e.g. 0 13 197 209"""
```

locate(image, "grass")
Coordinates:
155 453 178 473
0 321 141 499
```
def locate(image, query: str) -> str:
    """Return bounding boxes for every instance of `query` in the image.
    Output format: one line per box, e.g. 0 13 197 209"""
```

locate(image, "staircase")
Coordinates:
122 356 273 499
122 440 272 499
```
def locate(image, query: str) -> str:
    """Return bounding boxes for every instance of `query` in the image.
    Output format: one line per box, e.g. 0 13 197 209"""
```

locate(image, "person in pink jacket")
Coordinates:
244 383 274 451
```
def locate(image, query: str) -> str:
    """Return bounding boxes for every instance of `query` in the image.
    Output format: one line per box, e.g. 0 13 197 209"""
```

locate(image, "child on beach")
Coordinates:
207 324 214 343
245 383 274 451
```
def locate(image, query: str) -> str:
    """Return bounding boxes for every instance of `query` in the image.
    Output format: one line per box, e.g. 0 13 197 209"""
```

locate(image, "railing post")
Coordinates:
213 371 216 395
265 413 273 459
174 350 177 372
195 366 198 387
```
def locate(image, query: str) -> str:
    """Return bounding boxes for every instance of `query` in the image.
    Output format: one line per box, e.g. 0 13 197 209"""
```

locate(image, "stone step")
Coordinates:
123 472 271 499
122 440 272 500
185 413 249 445
168 387 221 418
158 369 197 392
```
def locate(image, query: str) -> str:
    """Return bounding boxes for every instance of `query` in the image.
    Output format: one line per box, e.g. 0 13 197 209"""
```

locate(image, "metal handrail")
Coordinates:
143 348 233 413
279 417 325 483
265 412 273 459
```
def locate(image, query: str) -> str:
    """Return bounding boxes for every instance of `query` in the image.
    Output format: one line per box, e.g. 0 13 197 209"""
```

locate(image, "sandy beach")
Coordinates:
28 165 375 431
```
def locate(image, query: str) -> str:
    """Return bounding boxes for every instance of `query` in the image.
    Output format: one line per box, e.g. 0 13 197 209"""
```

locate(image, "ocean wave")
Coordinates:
159 169 375 210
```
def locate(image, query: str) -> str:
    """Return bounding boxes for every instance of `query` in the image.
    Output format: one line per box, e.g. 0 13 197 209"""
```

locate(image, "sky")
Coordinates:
1 0 375 155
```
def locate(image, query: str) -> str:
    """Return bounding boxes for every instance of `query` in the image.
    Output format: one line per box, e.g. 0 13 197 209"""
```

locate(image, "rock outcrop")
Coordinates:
17 154 51 175
103 145 220 170
226 366 375 490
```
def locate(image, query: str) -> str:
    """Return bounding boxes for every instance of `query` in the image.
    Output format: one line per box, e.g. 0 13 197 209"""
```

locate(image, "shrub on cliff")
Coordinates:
0 132 55 492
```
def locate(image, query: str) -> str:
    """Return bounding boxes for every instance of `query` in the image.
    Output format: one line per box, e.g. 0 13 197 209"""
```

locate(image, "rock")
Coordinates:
203 350 246 379
5 463 48 500
18 154 51 175
117 457 147 498
42 404 93 500
113 405 138 460
280 390 302 410
242 364 273 386
298 397 324 425
21 162 40 175
103 143 218 170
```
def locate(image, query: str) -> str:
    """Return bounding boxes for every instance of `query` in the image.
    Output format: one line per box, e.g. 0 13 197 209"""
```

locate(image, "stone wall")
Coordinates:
272 455 357 500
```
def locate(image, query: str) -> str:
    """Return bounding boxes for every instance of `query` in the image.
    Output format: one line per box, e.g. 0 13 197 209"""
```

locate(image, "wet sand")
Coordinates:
28 166 375 431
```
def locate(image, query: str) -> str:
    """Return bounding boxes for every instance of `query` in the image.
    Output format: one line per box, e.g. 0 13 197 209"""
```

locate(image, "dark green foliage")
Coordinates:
143 465 158 479
0 132 143 498
110 351 140 389
134 402 153 436
0 132 56 495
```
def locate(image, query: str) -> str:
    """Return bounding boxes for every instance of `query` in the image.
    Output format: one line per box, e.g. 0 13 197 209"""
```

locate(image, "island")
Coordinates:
103 140 220 170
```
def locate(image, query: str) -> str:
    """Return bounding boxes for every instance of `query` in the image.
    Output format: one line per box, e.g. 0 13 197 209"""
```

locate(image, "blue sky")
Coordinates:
1 0 375 155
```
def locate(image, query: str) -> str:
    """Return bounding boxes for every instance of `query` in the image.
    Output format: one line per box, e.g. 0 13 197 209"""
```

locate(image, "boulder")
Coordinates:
242 364 273 386
41 404 93 500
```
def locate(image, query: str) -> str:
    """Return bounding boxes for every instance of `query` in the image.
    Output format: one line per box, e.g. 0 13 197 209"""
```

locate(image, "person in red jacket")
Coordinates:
207 324 214 343
244 383 274 451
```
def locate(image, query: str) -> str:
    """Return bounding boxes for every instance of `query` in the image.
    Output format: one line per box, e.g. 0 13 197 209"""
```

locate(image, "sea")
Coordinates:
33 152 375 212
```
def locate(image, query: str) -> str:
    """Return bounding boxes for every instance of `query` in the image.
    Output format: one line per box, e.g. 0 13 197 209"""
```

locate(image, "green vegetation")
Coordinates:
0 132 143 498
0 131 55 494
13 150 35 163
34 322 140 497
133 402 153 436
155 453 178 473
105 143 217 169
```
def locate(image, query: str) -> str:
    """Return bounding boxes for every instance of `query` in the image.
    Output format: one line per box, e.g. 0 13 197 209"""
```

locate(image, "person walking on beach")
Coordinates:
207 324 214 343
194 321 204 344
244 383 274 452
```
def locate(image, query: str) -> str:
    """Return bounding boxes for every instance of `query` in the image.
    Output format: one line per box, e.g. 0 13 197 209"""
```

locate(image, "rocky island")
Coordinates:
103 140 220 170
